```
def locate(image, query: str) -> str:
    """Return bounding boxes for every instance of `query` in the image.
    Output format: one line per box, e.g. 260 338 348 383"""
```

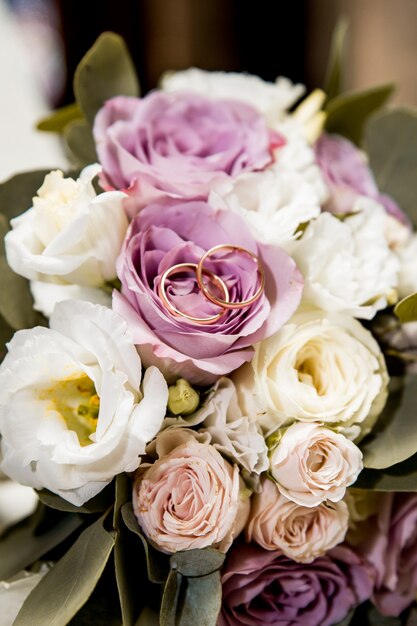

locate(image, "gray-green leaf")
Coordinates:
64 119 97 167
361 374 417 469
0 169 50 222
74 32 139 127
365 107 417 224
324 16 349 100
13 514 115 626
325 83 395 145
394 293 417 323
170 548 225 578
356 452 417 491
37 103 83 133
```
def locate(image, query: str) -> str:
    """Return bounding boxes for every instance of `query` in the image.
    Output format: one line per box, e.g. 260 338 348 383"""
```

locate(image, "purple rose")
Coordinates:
219 543 374 626
93 92 281 213
315 133 409 224
113 200 303 384
355 493 417 616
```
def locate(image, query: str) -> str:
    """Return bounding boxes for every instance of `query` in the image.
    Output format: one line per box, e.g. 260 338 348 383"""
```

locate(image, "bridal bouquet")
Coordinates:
1 27 417 626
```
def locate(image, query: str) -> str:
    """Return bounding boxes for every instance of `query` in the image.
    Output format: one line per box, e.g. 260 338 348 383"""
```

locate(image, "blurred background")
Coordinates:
4 0 417 107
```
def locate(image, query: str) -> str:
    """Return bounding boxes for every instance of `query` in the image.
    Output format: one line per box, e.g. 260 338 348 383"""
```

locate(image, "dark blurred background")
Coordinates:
5 0 417 107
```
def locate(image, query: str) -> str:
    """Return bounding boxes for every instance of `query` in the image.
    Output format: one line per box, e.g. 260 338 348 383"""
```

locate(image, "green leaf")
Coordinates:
13 514 115 626
64 119 97 167
394 293 417 323
324 16 349 100
361 374 417 469
365 107 417 224
0 169 50 222
356 452 417 491
176 573 222 626
37 103 83 133
0 505 84 580
121 502 169 584
0 314 14 362
37 482 115 514
170 548 225 578
0 214 44 330
325 83 395 145
160 569 182 626
113 473 131 528
74 32 139 127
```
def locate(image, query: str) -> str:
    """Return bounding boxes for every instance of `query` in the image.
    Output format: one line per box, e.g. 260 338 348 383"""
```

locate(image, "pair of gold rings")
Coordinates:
158 244 265 325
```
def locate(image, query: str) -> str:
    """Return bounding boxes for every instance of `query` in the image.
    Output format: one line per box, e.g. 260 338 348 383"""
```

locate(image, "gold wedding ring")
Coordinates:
158 262 230 324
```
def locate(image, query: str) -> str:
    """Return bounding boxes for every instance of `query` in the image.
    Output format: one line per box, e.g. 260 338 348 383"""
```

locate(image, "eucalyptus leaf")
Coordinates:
394 293 417 323
0 169 50 221
37 482 115 514
324 16 349 100
121 502 169 584
356 452 417 491
365 107 417 224
64 119 97 167
0 215 44 330
170 548 225 578
135 606 159 626
0 506 84 580
37 103 83 133
113 472 130 528
361 374 417 469
74 32 139 126
160 569 182 626
13 514 115 626
325 83 395 145
0 314 14 362
176 572 222 626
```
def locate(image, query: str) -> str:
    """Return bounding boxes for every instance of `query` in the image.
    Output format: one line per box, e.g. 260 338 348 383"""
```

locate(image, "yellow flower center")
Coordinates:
38 374 100 446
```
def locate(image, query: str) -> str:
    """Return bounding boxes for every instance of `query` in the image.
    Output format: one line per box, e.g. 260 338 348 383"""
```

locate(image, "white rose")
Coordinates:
269 422 363 506
0 300 168 506
160 68 305 126
234 310 388 440
209 165 321 248
5 165 128 288
246 477 348 562
396 233 417 298
290 200 400 319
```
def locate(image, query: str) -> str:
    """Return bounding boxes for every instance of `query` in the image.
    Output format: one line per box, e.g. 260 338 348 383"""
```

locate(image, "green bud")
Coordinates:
168 378 200 416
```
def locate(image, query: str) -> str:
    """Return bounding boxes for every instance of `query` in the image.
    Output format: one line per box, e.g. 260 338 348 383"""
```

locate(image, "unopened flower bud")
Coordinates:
168 378 200 415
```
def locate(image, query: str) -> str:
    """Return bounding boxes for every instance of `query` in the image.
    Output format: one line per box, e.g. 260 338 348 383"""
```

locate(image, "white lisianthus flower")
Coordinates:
269 422 363 507
290 199 400 319
4 165 128 288
209 166 321 249
0 300 168 506
160 68 305 127
0 564 51 626
162 377 268 476
234 310 388 440
246 476 349 562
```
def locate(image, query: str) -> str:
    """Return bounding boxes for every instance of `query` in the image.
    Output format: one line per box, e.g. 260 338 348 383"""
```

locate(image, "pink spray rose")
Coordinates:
132 430 249 554
219 542 374 626
93 92 282 212
113 200 303 384
315 133 408 224
353 492 417 616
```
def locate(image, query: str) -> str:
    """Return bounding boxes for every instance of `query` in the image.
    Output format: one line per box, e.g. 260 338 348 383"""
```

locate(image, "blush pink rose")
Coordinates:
113 200 303 384
246 477 348 562
219 542 375 626
315 133 409 224
132 432 249 554
93 91 282 212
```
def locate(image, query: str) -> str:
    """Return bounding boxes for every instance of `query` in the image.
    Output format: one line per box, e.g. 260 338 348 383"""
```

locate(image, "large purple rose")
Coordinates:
315 133 409 224
113 200 303 384
219 543 374 626
93 92 281 213
354 493 417 616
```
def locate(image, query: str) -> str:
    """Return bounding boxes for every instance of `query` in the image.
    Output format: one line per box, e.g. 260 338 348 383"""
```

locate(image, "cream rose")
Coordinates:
0 300 168 506
5 165 128 288
235 310 388 440
269 422 363 507
133 430 249 554
246 477 349 562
